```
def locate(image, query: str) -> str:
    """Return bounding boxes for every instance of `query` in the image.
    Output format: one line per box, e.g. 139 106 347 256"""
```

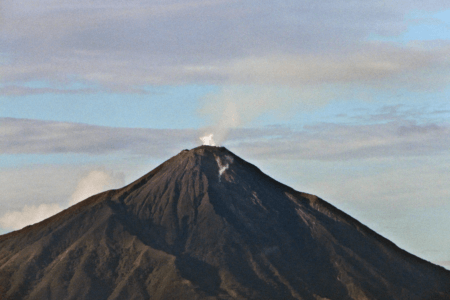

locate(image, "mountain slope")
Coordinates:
0 146 449 300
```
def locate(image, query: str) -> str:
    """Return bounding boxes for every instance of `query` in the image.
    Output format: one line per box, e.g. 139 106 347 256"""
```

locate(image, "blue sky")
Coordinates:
0 83 216 128
1 0 450 269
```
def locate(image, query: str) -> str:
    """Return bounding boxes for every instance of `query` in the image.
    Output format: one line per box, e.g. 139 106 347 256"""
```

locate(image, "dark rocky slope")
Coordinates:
1 146 449 300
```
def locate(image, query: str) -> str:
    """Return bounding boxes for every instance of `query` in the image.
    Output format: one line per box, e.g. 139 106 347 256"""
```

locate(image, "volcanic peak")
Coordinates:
1 146 450 299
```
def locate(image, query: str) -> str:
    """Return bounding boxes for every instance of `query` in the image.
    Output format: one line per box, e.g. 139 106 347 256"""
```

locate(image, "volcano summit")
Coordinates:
0 146 449 299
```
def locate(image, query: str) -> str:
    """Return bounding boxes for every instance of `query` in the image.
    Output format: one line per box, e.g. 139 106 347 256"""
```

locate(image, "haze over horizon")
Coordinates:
1 0 449 270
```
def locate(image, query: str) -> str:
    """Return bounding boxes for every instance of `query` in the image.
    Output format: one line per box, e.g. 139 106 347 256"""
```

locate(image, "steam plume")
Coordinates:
200 134 216 146
199 85 319 145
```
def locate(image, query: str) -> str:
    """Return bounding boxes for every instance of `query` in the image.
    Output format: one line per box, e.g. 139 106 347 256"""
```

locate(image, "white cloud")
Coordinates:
69 170 125 205
0 165 79 212
0 168 126 230
0 203 62 230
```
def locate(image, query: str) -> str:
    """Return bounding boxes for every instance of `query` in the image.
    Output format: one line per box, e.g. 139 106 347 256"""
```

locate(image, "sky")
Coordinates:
1 0 449 269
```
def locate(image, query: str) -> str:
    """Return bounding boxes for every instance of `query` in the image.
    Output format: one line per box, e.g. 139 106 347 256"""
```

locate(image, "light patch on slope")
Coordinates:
215 155 234 182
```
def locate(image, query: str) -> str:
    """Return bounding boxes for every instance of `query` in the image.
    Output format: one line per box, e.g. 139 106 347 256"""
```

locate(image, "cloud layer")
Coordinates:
1 0 450 92
2 117 449 161
233 121 450 161
0 118 198 156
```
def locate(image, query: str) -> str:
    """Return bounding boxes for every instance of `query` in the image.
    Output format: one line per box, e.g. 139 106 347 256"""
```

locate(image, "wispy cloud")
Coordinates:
0 85 97 96
0 118 198 156
1 0 450 93
189 46 450 89
233 121 450 161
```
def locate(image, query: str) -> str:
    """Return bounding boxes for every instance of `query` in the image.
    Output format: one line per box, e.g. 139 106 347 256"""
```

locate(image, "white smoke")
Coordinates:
200 134 216 146
0 203 62 230
69 170 125 206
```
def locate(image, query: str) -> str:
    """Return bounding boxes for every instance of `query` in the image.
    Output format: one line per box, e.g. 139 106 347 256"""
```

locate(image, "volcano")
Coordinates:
0 146 449 300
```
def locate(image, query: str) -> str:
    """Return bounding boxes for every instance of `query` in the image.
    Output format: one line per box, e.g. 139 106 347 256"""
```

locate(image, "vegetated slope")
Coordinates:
0 146 449 300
